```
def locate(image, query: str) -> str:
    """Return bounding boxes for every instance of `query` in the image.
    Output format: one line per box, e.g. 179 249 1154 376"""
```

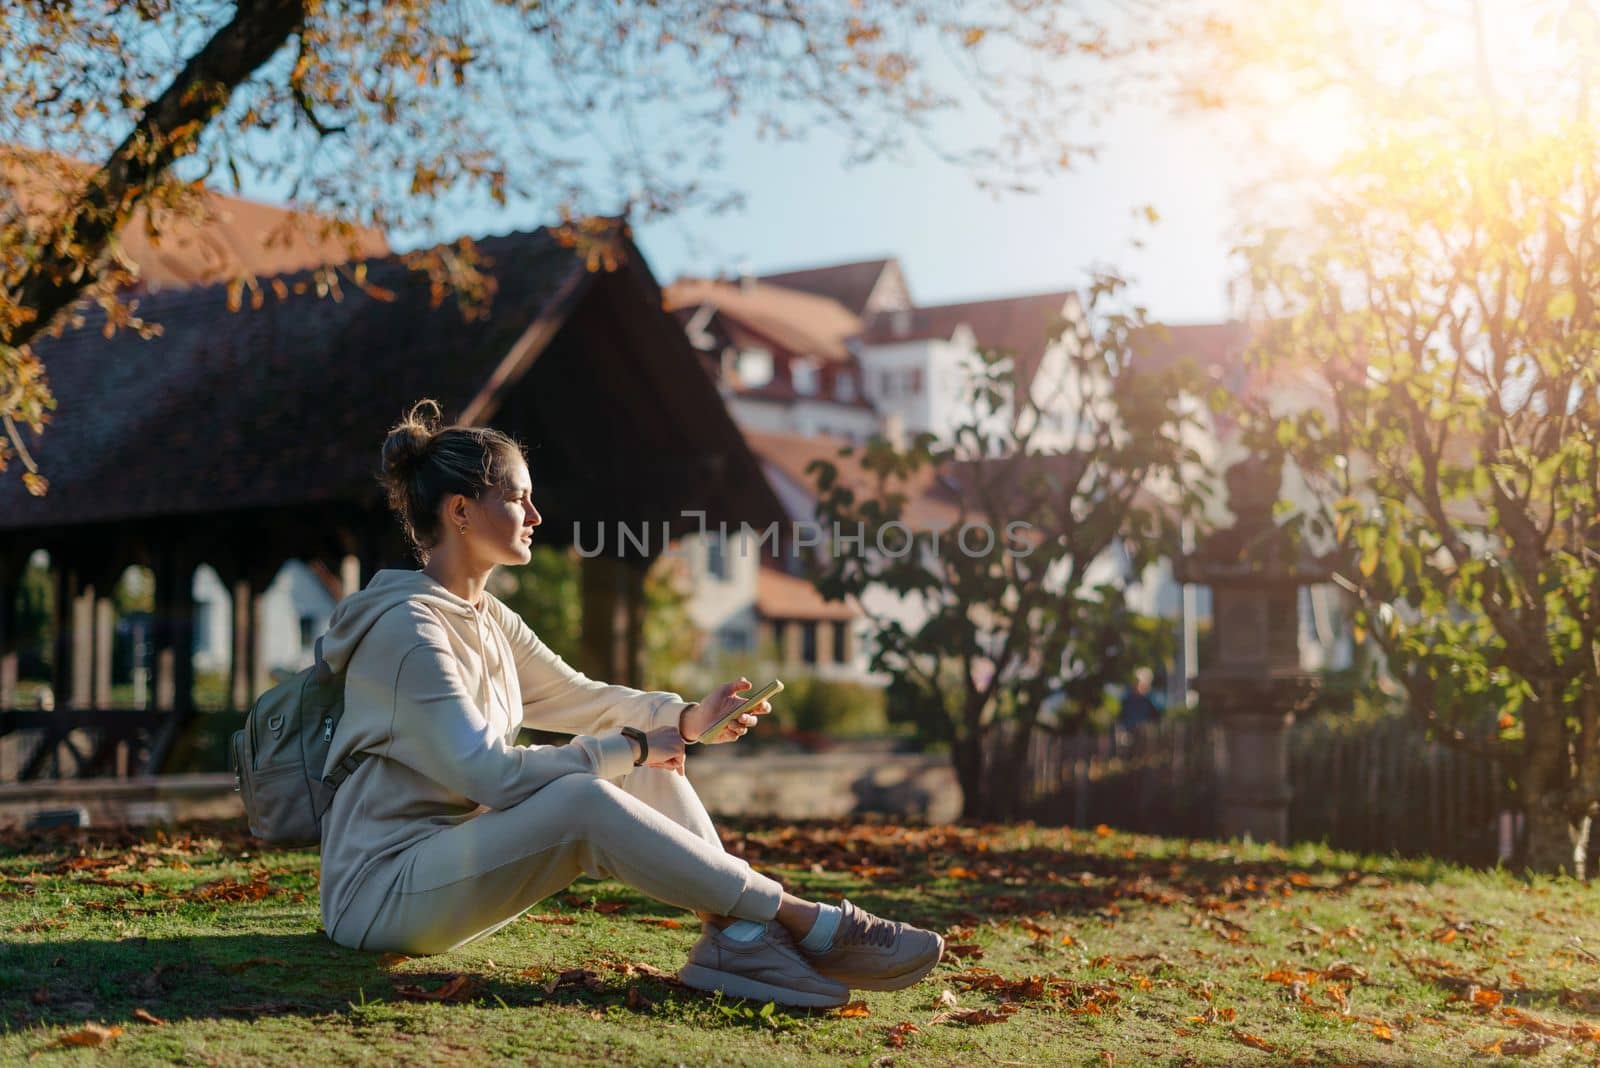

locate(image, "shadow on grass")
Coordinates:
1 927 809 1036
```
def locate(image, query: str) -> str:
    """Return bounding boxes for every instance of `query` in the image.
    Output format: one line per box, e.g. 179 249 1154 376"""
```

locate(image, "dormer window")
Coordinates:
891 309 913 337
792 357 817 396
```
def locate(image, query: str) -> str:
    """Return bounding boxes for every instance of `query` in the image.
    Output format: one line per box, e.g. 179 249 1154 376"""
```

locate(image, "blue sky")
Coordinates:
386 90 1243 326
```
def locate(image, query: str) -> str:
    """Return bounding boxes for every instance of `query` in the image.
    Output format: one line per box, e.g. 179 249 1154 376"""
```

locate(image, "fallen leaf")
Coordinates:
884 1021 920 1048
635 917 681 928
378 952 410 967
393 975 479 1002
525 914 577 925
946 943 984 960
51 1024 123 1048
1095 825 1113 837
1230 1028 1276 1052
839 1000 871 1017
1371 1023 1394 1042
131 1008 165 1026
626 986 654 1011
1472 986 1504 1009
930 1006 1015 1026
593 900 630 914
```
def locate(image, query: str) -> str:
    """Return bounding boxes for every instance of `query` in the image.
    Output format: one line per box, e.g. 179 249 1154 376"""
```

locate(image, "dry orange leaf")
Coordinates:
1095 824 1113 838
635 917 681 928
930 1006 1015 1026
945 866 980 880
1371 1023 1395 1042
885 1021 920 1048
53 1024 123 1048
946 943 985 959
131 1008 165 1026
393 974 478 1002
378 952 410 967
1472 987 1504 1009
838 1000 871 1017
1231 1028 1276 1052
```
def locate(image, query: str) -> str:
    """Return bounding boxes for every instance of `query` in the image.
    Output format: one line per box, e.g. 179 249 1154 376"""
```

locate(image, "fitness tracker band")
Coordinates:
621 726 648 766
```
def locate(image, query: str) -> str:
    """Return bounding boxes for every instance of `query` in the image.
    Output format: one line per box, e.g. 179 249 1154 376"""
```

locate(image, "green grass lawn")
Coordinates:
4 818 1600 1066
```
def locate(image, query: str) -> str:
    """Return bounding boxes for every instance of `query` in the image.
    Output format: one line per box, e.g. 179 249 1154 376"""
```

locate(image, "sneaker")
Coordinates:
678 921 851 1009
800 898 945 991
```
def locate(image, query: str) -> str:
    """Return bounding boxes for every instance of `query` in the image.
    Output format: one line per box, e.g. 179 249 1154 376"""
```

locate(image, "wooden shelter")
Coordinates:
0 224 784 780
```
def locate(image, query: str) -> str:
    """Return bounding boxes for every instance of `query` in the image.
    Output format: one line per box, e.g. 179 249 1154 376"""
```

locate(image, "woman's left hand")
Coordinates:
682 677 772 744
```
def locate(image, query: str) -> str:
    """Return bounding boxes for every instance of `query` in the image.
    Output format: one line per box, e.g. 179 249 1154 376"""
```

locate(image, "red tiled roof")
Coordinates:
1 147 389 292
742 428 964 533
862 291 1078 389
754 258 901 316
755 565 856 622
663 277 862 361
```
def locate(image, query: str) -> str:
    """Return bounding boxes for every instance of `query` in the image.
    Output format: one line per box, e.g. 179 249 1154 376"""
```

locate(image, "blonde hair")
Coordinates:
376 398 527 564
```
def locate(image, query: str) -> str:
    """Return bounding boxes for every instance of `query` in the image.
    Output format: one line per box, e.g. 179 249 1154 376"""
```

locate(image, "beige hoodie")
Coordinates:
315 568 692 937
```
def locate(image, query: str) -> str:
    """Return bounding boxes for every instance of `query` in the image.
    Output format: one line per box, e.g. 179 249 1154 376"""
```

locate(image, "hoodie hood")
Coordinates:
320 568 493 688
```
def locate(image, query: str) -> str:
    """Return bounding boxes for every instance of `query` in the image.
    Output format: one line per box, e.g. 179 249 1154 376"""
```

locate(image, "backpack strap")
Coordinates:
322 752 370 789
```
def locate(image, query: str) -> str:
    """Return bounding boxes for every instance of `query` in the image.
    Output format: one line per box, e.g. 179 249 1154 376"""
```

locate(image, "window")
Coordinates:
801 621 818 664
717 624 752 653
791 357 817 396
738 348 773 388
298 614 317 649
833 621 851 663
905 367 923 396
880 370 895 398
707 536 728 581
835 373 855 403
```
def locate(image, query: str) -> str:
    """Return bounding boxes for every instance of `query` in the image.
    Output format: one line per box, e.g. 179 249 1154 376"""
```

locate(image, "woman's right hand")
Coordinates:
641 726 687 775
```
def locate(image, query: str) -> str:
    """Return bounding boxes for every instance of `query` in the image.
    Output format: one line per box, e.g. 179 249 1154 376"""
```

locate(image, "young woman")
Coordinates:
316 399 944 1008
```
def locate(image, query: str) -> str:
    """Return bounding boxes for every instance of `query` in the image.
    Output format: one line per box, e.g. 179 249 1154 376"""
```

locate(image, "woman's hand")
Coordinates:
681 677 772 745
640 726 687 775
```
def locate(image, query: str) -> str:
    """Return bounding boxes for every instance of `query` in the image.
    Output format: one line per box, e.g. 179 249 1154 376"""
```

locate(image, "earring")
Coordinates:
458 524 468 534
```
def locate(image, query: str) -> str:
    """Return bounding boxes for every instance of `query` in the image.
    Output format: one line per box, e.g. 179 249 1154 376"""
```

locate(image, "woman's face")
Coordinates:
465 459 542 565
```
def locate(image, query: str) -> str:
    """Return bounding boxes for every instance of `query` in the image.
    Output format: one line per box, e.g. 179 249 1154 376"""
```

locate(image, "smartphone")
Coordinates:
691 679 783 744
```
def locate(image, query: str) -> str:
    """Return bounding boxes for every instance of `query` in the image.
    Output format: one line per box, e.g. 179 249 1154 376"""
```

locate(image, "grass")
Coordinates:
4 818 1600 1066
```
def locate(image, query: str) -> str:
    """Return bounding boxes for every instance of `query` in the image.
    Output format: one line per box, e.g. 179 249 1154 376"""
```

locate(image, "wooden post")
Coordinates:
70 577 95 711
577 555 648 688
340 554 362 598
93 591 115 709
0 567 18 712
252 578 273 698
230 575 253 711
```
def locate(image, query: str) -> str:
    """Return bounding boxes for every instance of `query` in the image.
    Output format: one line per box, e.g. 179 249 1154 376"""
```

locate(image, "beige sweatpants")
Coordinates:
328 766 786 955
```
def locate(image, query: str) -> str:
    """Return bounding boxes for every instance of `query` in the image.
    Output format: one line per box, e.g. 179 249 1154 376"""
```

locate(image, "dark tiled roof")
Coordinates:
754 258 899 317
862 291 1078 389
0 229 592 530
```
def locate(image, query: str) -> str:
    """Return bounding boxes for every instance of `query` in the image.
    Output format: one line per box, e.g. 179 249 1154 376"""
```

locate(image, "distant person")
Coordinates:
1116 667 1161 731
315 398 943 1009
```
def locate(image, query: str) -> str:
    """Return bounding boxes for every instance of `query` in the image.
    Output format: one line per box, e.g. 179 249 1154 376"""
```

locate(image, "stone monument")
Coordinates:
1179 454 1331 843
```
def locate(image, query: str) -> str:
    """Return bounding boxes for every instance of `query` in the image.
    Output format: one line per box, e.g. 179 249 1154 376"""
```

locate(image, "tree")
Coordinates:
1221 0 1600 874
0 0 1179 493
807 275 1207 819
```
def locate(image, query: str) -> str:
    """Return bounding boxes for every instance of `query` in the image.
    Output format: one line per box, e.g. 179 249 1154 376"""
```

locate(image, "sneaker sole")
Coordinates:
678 963 850 1009
818 934 946 992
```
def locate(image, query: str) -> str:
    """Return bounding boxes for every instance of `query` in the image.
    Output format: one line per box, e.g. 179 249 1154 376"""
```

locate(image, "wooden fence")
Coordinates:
1005 715 1519 867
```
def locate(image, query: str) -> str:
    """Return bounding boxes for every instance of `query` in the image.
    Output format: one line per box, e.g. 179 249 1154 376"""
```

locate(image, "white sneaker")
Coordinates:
679 922 851 1008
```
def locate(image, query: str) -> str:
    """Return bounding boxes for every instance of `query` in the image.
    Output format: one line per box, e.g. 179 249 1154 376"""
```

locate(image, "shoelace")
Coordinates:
838 907 898 949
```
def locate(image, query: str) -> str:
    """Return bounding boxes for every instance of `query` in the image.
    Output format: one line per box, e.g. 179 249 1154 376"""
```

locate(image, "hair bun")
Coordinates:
381 398 444 478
